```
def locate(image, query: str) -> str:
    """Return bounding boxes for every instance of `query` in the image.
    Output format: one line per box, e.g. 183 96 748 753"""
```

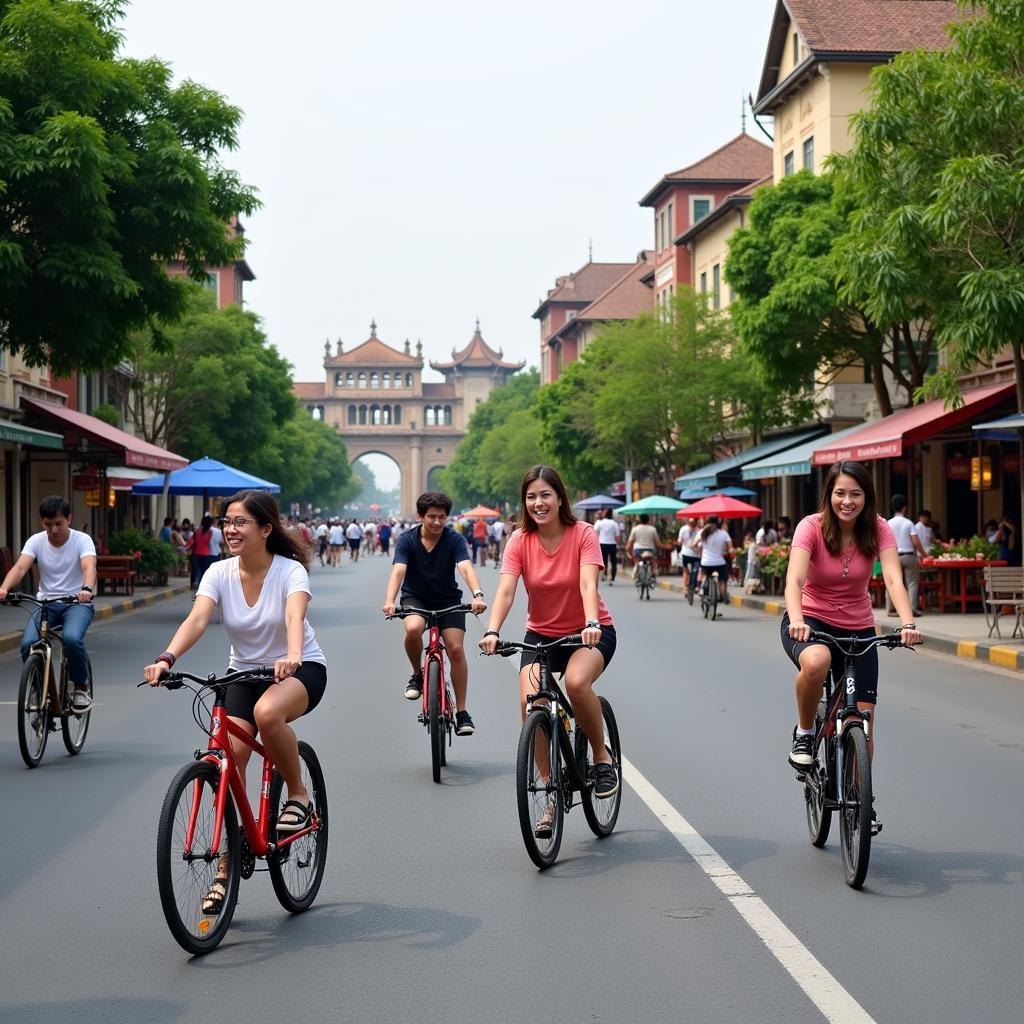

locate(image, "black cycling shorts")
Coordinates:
225 661 328 726
780 612 879 704
400 594 466 632
518 625 616 675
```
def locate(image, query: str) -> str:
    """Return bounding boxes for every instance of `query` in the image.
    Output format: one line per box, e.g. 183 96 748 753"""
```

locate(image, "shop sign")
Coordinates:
946 457 970 481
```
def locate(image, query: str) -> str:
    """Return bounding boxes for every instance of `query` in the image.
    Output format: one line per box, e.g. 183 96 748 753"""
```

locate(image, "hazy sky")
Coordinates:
120 0 775 385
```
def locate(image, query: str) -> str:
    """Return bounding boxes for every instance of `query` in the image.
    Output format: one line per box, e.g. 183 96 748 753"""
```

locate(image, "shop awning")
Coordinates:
675 429 826 491
972 413 1024 441
20 397 188 472
742 424 867 480
811 383 1015 466
0 418 64 450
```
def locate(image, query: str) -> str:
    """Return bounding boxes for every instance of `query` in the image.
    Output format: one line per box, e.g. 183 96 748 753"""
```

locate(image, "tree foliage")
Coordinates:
0 0 259 373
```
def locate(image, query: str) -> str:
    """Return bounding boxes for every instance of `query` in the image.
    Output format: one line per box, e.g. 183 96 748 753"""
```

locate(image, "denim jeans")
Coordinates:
21 601 94 686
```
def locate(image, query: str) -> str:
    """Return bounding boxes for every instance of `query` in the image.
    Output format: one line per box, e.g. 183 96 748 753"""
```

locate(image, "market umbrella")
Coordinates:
617 494 689 515
572 494 624 510
462 504 501 518
130 456 281 499
678 485 758 499
675 494 762 518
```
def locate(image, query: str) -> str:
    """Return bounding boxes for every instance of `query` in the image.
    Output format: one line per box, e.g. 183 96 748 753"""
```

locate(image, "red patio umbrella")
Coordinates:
675 495 762 518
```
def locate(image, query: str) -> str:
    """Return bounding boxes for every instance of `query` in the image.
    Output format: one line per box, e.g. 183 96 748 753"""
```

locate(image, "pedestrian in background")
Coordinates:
594 509 621 584
887 494 924 616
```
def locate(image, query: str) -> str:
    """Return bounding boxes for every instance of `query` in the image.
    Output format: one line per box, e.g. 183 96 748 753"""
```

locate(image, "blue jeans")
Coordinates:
21 602 94 686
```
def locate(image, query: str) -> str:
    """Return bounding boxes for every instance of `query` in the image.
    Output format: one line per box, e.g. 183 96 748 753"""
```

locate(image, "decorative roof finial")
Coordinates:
335 337 343 355
323 338 331 357
403 338 411 354
370 319 378 339
475 317 481 335
588 237 593 262
416 338 422 358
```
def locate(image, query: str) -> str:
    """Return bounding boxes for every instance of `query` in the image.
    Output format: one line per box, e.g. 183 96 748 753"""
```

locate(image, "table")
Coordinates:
919 558 1007 614
96 554 136 596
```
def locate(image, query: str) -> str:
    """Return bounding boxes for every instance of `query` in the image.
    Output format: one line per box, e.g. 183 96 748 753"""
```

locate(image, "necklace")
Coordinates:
840 541 856 579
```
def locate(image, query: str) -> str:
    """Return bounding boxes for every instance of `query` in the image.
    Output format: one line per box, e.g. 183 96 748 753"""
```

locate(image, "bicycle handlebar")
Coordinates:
4 593 81 606
387 603 475 620
137 666 277 690
490 634 585 658
809 629 918 653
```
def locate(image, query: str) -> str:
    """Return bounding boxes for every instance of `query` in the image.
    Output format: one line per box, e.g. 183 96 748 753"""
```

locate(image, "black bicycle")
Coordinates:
7 594 93 768
798 629 914 889
699 568 722 620
633 554 654 601
493 634 622 870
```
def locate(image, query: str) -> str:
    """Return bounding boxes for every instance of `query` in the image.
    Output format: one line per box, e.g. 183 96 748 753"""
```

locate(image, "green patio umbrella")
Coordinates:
616 494 689 515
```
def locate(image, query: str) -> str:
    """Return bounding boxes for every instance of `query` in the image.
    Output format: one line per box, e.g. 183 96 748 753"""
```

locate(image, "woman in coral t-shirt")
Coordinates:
480 465 618 802
783 461 921 830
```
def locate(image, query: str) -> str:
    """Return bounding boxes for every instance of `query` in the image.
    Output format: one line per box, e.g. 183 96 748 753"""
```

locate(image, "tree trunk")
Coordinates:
871 358 893 417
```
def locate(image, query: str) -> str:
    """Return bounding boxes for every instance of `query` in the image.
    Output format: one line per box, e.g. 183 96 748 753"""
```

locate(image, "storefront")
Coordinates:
0 418 67 558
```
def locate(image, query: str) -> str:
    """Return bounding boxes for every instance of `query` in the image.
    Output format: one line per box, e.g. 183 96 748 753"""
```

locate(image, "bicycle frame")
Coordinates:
421 622 452 723
23 600 73 712
524 659 589 796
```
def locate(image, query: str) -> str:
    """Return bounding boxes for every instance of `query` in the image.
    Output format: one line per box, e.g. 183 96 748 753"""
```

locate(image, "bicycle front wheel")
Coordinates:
18 654 49 768
577 696 622 838
839 726 872 889
61 654 92 756
516 710 563 869
156 760 240 955
428 660 443 783
269 741 329 913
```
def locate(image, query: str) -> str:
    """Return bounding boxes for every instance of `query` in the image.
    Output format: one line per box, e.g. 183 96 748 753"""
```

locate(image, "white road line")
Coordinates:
622 755 876 1024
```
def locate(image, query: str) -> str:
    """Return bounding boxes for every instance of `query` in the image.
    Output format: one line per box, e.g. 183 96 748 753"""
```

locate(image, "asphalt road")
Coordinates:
1 555 1022 1024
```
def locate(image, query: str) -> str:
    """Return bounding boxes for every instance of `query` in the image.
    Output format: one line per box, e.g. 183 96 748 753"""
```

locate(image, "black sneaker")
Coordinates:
593 761 619 799
404 673 422 700
789 729 814 769
455 710 475 736
871 805 883 836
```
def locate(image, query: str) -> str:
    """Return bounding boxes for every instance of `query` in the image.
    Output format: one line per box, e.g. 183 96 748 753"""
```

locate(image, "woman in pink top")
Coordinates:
480 465 618 801
783 462 921 829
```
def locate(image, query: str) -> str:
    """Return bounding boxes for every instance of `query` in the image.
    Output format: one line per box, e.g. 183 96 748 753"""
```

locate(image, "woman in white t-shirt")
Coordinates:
145 490 327 845
698 514 734 604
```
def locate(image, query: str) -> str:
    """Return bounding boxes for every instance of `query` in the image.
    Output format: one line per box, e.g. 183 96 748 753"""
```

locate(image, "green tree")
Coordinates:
726 170 936 418
474 408 542 505
0 0 258 373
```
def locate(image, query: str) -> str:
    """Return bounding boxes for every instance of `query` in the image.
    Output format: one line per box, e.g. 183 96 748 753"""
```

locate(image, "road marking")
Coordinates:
623 755 876 1024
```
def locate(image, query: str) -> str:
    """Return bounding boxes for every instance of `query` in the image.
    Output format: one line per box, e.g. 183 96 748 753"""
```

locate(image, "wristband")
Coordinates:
483 629 500 638
155 651 176 668
80 584 94 594
472 590 484 598
585 620 601 629
901 623 917 630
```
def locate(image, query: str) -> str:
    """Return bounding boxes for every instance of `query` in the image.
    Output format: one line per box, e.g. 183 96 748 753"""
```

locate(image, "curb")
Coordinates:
0 581 192 656
653 576 1024 673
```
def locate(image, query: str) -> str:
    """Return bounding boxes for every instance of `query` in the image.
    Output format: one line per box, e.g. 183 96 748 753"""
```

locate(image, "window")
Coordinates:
371 404 381 425
443 405 452 425
334 372 343 387
712 264 721 310
803 136 814 171
700 271 707 294
425 406 435 426
358 405 367 425
394 404 402 424
346 372 354 386
358 371 367 388
655 212 662 251
566 310 576 321
691 197 712 223
405 373 413 387
783 151 794 176
382 405 392 425
370 371 379 388
667 202 674 241
348 405 356 424
0 348 6 371
792 32 799 64
381 372 390 389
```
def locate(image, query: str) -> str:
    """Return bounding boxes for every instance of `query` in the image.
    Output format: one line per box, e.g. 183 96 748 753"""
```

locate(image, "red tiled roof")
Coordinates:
294 382 325 399
326 333 421 366
430 324 526 372
673 175 773 246
566 254 654 326
732 173 774 198
639 134 773 207
533 261 636 318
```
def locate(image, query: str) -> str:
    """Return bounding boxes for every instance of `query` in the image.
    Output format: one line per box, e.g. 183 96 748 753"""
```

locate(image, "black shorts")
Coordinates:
780 613 879 704
224 661 328 726
348 538 360 552
519 626 616 675
400 594 466 632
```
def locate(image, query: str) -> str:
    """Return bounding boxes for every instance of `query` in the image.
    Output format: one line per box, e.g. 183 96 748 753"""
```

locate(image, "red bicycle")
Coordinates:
148 668 328 955
389 604 472 783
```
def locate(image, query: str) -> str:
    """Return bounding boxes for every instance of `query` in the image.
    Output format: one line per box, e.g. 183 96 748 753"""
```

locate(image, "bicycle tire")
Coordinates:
516 710 563 869
577 696 623 838
60 654 92 756
156 760 240 955
805 711 832 847
709 576 719 620
839 726 872 889
686 581 694 606
428 660 443 783
17 654 49 768
268 740 329 913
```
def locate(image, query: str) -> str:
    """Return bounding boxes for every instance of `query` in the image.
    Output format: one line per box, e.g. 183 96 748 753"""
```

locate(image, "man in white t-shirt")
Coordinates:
676 516 700 593
489 518 506 568
0 495 97 711
888 494 924 616
593 510 622 584
626 514 661 581
345 519 364 561
327 520 345 566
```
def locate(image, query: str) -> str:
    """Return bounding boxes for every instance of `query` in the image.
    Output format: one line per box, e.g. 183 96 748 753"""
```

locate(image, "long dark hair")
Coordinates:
700 514 721 544
223 490 311 568
820 461 879 557
199 513 213 534
518 465 578 533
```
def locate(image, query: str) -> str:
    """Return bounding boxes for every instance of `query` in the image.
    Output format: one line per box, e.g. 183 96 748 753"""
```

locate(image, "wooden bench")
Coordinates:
96 554 136 596
982 566 1024 639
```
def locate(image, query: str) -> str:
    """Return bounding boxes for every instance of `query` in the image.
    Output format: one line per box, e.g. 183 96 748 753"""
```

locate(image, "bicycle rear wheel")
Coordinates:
805 712 832 847
428 660 443 783
516 710 563 869
60 654 92 756
709 576 719 620
156 760 240 955
17 654 49 768
839 726 872 888
577 696 622 838
269 741 329 913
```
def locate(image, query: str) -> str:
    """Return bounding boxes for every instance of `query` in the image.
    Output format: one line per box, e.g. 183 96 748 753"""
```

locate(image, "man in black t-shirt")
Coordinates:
383 492 487 735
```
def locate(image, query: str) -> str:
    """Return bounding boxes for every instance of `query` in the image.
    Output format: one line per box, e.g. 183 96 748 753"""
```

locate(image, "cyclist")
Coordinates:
346 519 363 561
143 489 327 912
697 514 732 605
625 513 660 584
382 491 487 736
594 509 621 584
783 461 921 831
479 465 618 815
676 515 700 595
0 495 96 712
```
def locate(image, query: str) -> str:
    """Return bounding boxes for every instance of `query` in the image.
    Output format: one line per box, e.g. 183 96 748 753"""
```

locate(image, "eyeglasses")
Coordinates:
220 516 257 529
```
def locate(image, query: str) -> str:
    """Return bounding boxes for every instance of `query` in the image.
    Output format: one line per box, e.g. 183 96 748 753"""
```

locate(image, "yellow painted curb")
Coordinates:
989 646 1019 668
765 601 781 614
957 640 978 659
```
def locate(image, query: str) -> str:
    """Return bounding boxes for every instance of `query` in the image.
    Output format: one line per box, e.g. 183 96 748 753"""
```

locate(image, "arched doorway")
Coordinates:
345 452 402 518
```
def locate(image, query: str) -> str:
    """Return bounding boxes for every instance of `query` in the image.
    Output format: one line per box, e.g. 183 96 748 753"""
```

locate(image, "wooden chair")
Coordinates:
96 555 136 596
981 566 1024 639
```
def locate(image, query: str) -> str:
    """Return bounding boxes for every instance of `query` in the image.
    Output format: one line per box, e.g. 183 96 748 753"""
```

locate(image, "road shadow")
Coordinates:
434 759 513 786
0 998 184 1024
537 827 695 878
860 843 1024 897
186 900 481 968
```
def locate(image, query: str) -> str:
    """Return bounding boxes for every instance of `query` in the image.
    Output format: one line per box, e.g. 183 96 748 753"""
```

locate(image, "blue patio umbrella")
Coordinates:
678 485 758 499
572 494 624 510
130 456 281 501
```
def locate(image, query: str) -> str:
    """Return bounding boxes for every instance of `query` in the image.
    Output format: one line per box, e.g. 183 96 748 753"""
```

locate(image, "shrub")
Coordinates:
107 527 180 585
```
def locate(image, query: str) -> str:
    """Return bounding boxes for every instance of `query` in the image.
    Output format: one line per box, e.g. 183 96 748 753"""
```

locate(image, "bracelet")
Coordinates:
901 623 917 630
585 620 601 629
155 651 176 668
483 629 500 638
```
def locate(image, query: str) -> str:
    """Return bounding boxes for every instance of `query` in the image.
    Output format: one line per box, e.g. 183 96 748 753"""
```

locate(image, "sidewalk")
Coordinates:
652 574 1024 673
0 580 192 655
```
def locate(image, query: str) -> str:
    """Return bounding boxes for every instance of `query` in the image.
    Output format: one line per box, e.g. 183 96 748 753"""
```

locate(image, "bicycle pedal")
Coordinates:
794 771 807 783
